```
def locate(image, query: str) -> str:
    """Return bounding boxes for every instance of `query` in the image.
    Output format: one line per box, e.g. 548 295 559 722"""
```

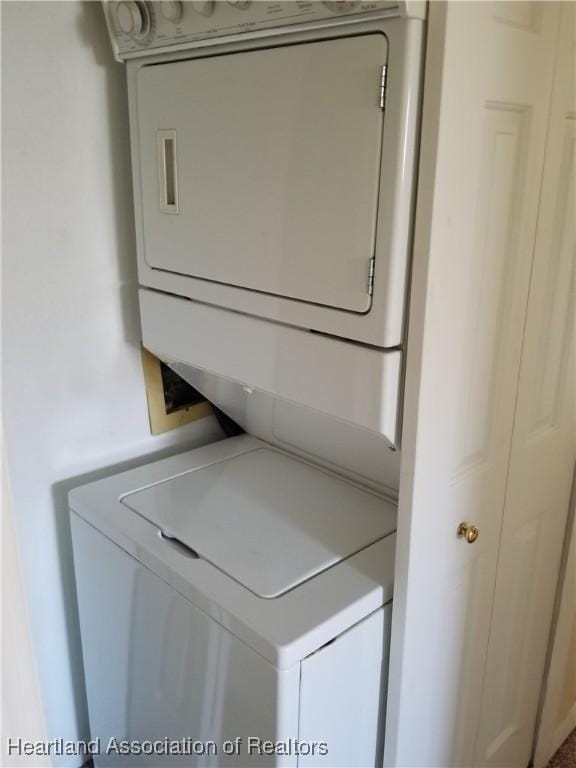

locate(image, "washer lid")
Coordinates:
121 447 396 599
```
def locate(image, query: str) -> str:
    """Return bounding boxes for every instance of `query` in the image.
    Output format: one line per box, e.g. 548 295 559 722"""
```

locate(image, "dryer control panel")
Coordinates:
104 0 425 60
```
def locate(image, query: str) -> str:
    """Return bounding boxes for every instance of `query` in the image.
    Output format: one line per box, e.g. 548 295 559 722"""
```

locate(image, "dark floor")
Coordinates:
548 729 576 768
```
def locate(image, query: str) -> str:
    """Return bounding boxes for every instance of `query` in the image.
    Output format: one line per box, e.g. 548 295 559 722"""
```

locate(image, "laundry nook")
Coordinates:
2 2 574 768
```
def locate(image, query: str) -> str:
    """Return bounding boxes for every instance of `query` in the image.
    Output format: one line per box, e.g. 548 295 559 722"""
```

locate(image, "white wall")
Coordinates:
1 3 222 763
2 439 50 768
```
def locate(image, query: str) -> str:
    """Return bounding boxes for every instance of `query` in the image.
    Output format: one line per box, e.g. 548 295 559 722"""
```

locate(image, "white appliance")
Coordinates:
70 436 397 767
71 3 426 765
106 0 425 444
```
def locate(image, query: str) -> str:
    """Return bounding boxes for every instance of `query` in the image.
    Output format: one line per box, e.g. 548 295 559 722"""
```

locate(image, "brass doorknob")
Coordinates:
457 522 479 543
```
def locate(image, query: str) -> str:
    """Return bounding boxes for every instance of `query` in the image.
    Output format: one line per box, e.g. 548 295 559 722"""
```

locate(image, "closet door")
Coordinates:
474 4 575 765
533 502 576 768
385 3 562 766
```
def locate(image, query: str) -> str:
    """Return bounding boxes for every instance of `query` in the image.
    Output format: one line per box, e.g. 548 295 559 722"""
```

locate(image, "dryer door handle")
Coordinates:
157 130 179 214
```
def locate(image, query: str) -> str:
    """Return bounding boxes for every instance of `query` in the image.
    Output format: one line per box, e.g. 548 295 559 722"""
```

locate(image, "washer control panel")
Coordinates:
104 1 421 59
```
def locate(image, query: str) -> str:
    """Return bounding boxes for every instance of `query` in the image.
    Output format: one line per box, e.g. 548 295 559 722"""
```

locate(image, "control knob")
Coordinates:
112 1 150 36
190 0 214 16
160 0 184 22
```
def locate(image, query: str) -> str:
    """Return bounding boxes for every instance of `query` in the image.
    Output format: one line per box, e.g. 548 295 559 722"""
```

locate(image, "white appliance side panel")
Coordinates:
140 289 401 444
71 515 300 768
298 606 391 767
136 35 386 313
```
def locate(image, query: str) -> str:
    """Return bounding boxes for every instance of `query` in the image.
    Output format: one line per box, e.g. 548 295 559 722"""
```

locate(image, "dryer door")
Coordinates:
135 34 387 314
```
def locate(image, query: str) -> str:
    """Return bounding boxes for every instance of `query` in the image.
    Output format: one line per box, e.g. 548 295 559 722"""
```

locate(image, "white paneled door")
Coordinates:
474 3 576 765
385 3 563 766
533 498 576 768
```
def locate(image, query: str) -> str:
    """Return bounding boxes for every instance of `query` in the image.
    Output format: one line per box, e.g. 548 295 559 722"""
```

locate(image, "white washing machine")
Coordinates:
72 3 426 764
70 436 397 767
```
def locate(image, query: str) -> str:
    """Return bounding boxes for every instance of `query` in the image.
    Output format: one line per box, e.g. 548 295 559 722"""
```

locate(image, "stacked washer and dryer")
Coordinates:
70 2 425 765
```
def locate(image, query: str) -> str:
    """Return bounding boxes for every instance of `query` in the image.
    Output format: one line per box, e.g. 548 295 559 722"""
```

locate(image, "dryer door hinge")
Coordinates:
379 64 388 110
367 256 375 295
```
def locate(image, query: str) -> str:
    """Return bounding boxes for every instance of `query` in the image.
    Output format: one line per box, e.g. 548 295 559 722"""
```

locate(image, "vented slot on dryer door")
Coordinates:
157 130 178 213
